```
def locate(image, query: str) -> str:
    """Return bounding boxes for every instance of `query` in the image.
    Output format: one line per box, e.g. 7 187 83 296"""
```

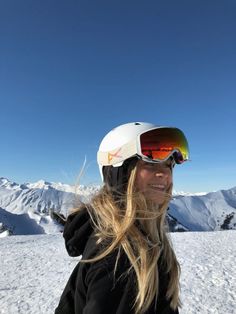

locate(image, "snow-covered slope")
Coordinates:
0 231 235 314
0 177 99 214
169 187 236 231
0 177 99 235
0 177 236 235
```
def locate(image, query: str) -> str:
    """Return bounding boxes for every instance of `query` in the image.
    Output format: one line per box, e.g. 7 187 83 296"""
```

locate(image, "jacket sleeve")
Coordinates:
81 261 134 314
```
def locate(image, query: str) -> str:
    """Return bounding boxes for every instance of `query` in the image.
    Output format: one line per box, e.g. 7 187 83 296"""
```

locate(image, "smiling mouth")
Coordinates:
148 184 166 191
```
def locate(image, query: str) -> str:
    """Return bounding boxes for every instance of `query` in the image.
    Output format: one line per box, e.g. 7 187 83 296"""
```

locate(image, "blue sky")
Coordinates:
0 0 235 193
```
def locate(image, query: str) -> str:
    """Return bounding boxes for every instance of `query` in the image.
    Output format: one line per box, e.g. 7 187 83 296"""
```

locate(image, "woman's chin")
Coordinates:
145 193 166 205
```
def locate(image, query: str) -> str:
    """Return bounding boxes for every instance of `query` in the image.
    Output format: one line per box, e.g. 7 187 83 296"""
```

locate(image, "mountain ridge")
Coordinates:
0 177 235 236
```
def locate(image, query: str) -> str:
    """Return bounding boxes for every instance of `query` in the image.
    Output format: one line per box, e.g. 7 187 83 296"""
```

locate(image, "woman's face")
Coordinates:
135 158 173 205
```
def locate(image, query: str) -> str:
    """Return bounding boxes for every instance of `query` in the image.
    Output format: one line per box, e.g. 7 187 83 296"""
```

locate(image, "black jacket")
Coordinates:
55 208 179 314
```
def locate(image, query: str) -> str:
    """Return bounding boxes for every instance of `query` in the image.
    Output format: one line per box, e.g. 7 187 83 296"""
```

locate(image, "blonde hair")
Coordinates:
74 161 181 314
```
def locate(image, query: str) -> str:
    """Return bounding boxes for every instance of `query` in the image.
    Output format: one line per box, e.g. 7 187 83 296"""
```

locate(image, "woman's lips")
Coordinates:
148 184 166 191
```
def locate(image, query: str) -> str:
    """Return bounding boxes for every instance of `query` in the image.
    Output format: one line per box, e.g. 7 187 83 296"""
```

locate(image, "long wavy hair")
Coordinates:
75 158 181 314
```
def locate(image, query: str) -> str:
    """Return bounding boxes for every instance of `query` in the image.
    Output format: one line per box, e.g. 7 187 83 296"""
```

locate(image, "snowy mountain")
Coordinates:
169 187 236 231
0 177 235 236
0 177 99 236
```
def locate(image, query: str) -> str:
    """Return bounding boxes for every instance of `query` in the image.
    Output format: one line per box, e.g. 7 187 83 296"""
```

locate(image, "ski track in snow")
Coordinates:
0 231 235 314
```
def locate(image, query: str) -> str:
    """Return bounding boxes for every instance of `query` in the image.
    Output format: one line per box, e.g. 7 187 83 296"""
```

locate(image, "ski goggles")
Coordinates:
98 127 189 166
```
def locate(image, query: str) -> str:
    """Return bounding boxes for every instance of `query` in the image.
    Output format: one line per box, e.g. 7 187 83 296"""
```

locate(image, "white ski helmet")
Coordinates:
97 122 159 181
97 121 189 182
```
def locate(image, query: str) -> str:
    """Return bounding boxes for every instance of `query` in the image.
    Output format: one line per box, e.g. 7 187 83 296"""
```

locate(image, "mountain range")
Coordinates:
0 177 235 236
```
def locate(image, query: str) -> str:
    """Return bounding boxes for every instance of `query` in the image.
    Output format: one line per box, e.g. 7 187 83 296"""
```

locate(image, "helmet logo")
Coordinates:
108 148 122 163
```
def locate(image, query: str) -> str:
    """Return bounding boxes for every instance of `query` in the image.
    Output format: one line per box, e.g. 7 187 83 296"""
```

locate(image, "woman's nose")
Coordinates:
154 168 169 177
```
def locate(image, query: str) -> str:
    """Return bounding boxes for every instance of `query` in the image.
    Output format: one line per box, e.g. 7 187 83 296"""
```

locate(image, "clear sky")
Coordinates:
0 0 235 193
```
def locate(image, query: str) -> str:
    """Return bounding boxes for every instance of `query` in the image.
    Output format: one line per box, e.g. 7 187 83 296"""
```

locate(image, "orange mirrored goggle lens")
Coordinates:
140 127 189 164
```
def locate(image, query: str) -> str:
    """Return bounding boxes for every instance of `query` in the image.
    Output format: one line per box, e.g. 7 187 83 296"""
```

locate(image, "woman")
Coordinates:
55 122 189 314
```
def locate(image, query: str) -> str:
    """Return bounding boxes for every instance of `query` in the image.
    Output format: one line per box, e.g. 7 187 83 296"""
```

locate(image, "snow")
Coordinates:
0 231 235 314
1 177 236 235
170 186 236 231
0 207 63 235
173 190 208 196
0 177 236 312
0 177 99 218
